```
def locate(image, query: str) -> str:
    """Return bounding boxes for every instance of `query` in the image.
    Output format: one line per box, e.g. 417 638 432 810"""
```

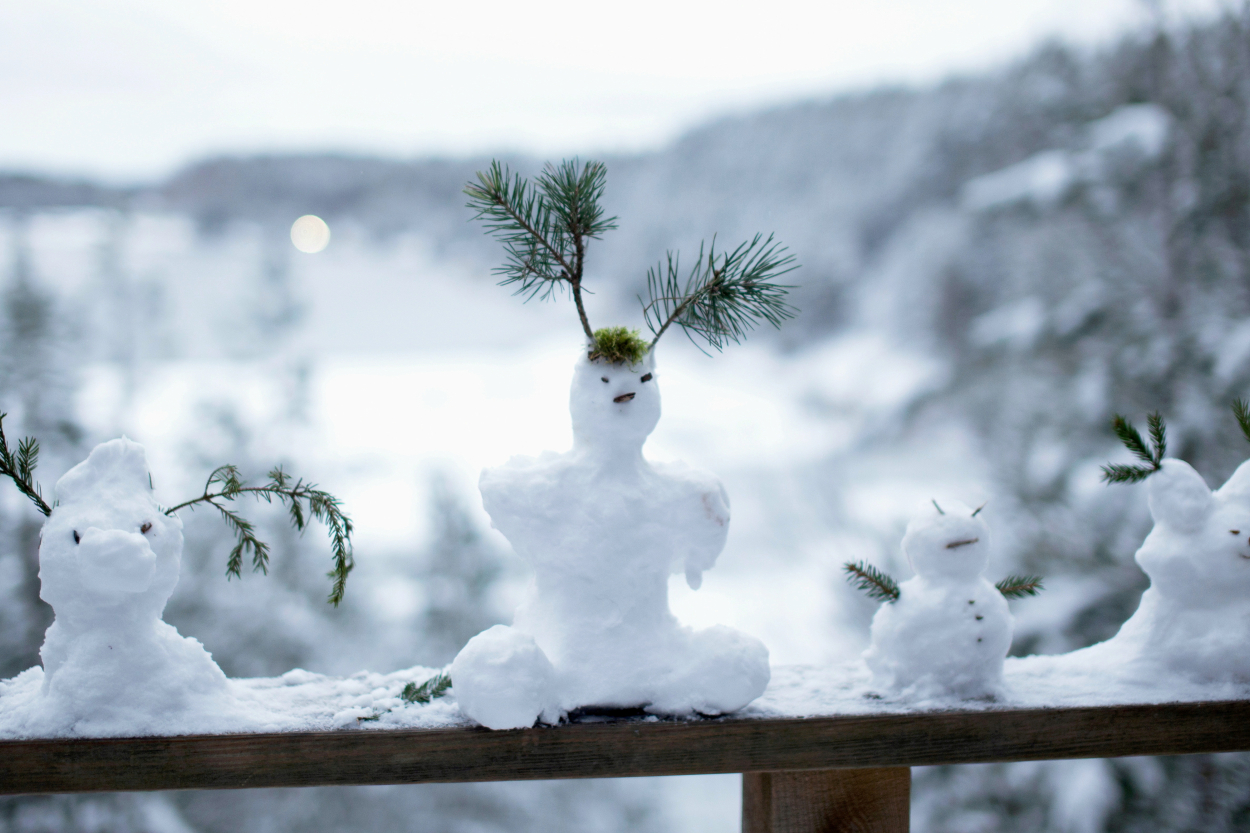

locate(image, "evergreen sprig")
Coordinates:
402 672 452 704
464 159 615 340
642 234 798 353
164 465 355 606
0 412 51 516
466 158 798 358
1234 399 1250 444
995 574 1044 599
843 561 901 603
1100 412 1167 483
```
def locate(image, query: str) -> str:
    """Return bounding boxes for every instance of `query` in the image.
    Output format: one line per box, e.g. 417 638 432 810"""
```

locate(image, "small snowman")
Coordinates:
1085 409 1250 682
847 501 1041 699
450 159 795 729
36 438 232 727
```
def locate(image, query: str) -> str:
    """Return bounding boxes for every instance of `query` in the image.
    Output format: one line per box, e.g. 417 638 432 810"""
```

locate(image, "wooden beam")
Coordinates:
3 699 1250 795
743 768 910 833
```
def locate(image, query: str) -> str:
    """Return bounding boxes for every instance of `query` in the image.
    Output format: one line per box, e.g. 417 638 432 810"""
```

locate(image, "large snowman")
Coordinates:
864 501 1013 699
33 438 233 731
451 351 771 729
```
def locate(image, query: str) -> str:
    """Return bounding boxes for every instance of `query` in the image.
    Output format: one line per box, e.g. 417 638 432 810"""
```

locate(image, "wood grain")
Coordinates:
3 700 1250 795
743 768 910 833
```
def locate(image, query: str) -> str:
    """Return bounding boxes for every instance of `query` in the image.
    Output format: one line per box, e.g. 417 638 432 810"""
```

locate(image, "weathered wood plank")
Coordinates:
743 768 910 833
3 700 1250 795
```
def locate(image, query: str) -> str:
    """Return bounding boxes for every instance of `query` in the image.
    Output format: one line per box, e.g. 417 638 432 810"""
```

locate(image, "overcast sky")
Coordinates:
0 0 1226 182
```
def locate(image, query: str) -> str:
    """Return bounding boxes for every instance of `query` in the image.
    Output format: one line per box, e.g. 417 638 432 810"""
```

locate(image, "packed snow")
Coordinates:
863 501 1013 699
451 351 771 729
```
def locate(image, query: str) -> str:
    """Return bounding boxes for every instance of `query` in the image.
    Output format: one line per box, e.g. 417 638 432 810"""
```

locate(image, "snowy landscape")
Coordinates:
4 6 1250 832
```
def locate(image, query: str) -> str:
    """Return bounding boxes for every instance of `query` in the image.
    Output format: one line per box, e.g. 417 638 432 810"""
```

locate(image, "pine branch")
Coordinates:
1234 399 1250 444
642 234 797 353
996 574 1044 599
1101 412 1166 484
165 465 355 606
465 159 616 341
0 413 51 516
843 561 900 603
402 672 452 704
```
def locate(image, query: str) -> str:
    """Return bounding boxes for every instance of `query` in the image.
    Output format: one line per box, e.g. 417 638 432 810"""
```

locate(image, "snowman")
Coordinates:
1073 456 1250 682
856 501 1024 699
35 438 232 728
451 351 771 729
452 157 794 729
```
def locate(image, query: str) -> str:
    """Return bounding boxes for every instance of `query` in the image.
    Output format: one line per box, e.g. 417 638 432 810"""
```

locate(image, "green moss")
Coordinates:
588 327 649 366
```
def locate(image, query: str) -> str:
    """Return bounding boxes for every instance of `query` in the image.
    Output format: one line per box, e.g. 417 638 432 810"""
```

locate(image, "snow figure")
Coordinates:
35 438 231 727
450 351 771 728
1082 457 1250 682
452 157 793 729
857 501 1024 699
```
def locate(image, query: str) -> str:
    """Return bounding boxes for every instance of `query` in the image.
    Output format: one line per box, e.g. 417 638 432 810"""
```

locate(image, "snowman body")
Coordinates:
864 502 1012 699
452 352 770 728
1081 459 1250 682
35 438 228 727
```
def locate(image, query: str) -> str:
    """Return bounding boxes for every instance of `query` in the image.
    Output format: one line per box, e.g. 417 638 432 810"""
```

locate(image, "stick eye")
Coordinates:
640 373 652 383
73 530 80 544
601 377 609 383
141 522 152 534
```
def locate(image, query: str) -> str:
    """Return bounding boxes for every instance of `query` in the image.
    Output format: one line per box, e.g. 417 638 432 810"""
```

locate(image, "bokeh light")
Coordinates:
290 214 331 253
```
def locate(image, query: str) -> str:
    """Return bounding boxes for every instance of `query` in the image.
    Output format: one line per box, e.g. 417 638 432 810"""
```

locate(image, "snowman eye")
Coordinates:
73 530 80 544
1233 530 1241 535
601 377 609 383
141 522 152 534
640 373 653 383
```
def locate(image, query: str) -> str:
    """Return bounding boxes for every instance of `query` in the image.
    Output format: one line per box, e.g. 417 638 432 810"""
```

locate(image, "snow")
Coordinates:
451 349 772 728
863 501 1013 699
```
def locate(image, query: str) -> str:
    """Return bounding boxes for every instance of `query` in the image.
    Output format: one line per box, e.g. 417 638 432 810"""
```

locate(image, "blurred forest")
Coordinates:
4 7 1250 832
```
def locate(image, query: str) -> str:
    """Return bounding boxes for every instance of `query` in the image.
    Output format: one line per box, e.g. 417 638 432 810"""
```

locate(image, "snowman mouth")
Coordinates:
613 393 636 403
945 538 979 549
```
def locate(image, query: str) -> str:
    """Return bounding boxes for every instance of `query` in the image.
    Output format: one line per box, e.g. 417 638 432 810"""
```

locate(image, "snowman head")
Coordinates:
39 438 183 615
1134 458 1250 603
569 349 661 454
902 499 992 581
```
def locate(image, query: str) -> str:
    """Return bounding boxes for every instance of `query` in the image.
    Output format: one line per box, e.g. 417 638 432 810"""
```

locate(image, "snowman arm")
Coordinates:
995 574 1044 599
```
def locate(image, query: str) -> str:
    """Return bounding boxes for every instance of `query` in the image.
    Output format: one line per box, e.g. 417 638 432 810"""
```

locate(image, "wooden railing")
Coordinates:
4 700 1250 832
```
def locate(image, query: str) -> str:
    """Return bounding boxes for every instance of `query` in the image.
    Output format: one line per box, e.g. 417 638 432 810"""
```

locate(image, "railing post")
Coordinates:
742 767 910 833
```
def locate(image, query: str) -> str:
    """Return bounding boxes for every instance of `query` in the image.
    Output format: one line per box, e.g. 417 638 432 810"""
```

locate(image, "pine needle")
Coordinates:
1234 399 1250 444
165 465 355 606
1101 412 1166 484
0 413 51 516
402 673 452 704
995 574 1045 599
843 561 900 603
642 234 798 354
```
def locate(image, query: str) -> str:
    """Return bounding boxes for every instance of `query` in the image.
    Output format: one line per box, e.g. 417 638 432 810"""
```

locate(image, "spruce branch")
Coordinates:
843 560 900 603
1234 399 1250 444
642 234 797 354
1100 412 1167 484
402 672 452 705
465 159 616 341
995 574 1044 599
0 412 51 516
165 465 355 606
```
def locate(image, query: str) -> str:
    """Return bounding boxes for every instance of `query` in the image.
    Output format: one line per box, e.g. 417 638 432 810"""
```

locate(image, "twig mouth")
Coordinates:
613 392 636 403
945 537 980 549
1239 553 1250 560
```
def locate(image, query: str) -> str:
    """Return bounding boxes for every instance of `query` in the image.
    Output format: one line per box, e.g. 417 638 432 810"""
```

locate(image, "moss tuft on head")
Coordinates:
588 327 649 366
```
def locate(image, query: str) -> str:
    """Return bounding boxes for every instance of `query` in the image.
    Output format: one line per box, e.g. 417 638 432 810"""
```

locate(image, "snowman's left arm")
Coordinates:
680 477 731 590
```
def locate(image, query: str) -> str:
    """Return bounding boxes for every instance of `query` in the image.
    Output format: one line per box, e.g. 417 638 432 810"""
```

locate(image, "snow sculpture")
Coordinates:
35 438 231 726
1085 457 1250 682
450 352 771 728
862 501 1015 699
451 157 793 728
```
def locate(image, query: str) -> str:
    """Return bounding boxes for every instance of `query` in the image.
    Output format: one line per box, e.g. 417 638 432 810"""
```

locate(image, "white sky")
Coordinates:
0 0 1227 182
